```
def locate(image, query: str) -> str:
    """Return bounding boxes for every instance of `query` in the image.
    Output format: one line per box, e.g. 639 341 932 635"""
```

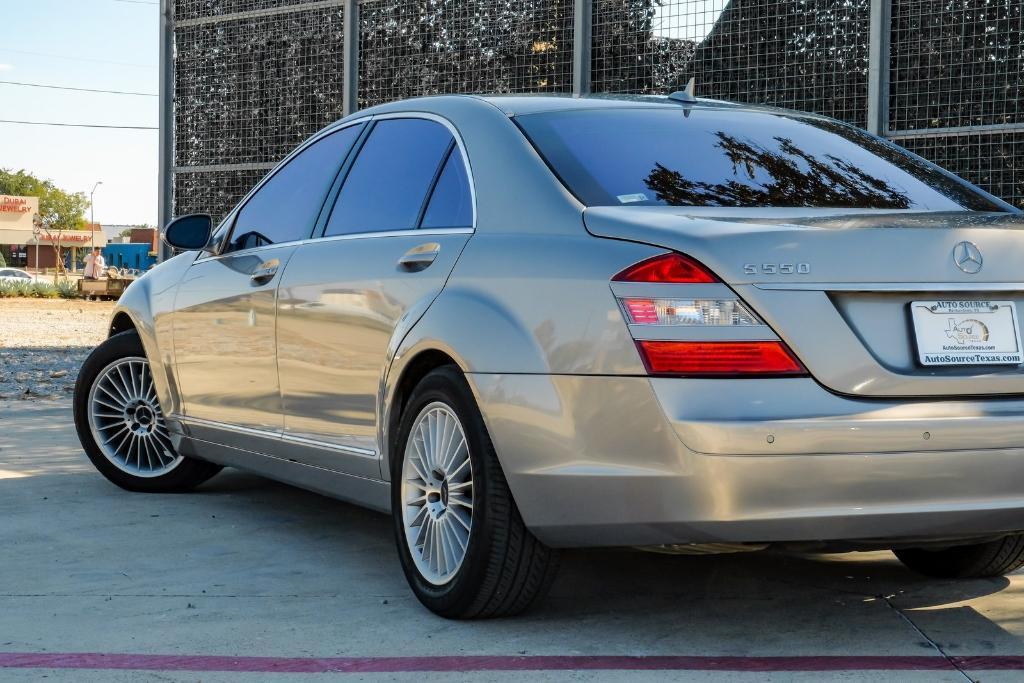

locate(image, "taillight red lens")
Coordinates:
637 340 807 376
612 253 719 284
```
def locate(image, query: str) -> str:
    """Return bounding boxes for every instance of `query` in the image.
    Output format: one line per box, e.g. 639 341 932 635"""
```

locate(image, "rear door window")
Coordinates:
324 118 454 236
223 123 364 253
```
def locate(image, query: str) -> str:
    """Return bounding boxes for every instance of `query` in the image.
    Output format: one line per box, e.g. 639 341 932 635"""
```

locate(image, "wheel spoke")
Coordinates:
95 387 125 410
447 453 471 481
449 493 473 511
450 507 471 533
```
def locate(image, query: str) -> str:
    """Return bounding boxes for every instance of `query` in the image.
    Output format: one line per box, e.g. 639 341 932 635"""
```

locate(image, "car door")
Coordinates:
276 115 474 476
171 123 365 441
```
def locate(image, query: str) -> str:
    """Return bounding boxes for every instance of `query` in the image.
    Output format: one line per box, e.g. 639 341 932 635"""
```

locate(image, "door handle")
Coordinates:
398 243 440 272
250 259 279 284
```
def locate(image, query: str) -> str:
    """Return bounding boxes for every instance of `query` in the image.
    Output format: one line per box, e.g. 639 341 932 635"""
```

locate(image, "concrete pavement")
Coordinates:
2 400 1024 681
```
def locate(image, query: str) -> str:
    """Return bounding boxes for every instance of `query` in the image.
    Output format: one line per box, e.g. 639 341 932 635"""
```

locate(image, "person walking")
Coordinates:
83 247 106 280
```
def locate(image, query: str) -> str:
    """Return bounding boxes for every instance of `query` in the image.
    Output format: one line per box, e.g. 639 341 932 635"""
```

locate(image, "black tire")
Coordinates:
894 534 1024 578
391 366 559 618
73 330 222 493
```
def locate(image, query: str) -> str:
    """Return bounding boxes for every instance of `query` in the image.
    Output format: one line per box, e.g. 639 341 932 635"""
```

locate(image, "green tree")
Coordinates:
0 168 89 231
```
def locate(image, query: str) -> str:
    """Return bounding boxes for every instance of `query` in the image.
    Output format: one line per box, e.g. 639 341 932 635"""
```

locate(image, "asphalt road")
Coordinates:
2 400 1024 682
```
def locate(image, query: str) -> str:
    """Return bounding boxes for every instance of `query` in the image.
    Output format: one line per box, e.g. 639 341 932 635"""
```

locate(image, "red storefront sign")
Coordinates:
0 196 32 214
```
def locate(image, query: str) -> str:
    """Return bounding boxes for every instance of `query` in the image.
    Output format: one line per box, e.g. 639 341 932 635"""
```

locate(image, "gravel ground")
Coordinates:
0 298 116 401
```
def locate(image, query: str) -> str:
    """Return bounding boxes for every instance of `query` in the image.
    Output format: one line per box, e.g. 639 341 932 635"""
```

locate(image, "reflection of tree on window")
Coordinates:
644 131 912 209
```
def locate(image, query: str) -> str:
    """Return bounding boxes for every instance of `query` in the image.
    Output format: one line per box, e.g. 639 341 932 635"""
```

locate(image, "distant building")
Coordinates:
102 226 159 272
0 195 107 270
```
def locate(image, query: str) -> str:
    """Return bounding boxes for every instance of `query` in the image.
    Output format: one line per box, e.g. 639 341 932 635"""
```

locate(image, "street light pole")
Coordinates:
89 181 102 274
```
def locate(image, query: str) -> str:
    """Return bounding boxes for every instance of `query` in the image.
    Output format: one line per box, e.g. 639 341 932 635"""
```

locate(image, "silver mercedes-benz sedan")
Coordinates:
74 93 1024 618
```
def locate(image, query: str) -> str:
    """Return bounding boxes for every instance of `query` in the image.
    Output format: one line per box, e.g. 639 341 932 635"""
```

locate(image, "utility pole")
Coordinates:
31 213 41 277
89 181 102 274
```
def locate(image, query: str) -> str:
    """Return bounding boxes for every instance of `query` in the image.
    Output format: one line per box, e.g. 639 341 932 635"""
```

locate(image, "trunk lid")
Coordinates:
586 206 1024 397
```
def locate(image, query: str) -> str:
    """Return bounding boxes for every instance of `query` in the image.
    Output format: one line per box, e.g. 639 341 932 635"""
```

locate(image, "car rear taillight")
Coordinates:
614 252 807 377
636 341 806 377
612 253 719 284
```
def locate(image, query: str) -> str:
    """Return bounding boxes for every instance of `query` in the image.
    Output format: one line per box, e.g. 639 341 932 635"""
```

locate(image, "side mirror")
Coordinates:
163 214 212 251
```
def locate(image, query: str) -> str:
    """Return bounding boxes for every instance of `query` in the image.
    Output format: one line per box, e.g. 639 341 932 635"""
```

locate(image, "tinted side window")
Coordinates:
421 149 473 228
225 124 363 253
324 119 453 236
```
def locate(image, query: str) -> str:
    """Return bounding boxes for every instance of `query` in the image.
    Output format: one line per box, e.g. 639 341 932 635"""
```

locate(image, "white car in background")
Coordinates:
0 268 36 283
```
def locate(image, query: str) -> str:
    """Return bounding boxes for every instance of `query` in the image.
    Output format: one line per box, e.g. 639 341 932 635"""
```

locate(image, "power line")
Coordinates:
0 48 155 69
0 119 157 130
0 80 157 97
112 0 159 4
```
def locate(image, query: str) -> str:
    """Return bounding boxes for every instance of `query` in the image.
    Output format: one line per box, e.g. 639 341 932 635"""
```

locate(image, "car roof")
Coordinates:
473 93 741 115
357 92 823 122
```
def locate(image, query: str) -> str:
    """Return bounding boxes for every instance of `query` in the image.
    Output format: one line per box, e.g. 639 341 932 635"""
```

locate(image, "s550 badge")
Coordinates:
744 263 811 275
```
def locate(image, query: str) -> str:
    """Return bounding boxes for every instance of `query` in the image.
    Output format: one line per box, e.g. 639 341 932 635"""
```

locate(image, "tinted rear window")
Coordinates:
516 108 1004 212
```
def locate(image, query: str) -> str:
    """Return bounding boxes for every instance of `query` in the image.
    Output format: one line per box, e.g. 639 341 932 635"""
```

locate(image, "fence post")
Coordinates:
867 0 890 136
343 0 359 115
158 0 175 261
572 0 592 96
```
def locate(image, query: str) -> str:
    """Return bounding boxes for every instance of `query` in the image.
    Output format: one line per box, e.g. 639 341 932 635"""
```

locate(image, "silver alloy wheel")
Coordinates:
87 356 183 478
401 401 474 586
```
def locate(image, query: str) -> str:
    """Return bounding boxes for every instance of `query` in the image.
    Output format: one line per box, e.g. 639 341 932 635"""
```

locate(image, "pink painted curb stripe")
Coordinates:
2 653 1024 673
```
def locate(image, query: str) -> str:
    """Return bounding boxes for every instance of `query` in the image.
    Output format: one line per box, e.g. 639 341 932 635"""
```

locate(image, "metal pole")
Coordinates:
866 0 891 136
342 0 359 115
572 0 592 97
158 0 175 261
89 181 102 269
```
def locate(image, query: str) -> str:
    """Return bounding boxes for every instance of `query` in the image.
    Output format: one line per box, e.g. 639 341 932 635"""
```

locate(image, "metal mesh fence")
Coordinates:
358 0 574 109
174 0 317 21
895 131 1024 208
592 0 870 128
171 0 1024 221
174 8 344 168
889 0 1023 132
174 167 270 224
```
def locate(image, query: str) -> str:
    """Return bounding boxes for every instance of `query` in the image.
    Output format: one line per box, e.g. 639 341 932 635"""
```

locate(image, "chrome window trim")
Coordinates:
174 414 377 458
194 228 474 263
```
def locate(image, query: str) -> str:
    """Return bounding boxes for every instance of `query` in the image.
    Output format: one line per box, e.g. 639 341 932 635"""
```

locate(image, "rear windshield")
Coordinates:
516 108 1005 212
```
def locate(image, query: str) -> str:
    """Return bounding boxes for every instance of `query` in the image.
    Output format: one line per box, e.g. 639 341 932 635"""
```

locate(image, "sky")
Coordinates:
0 0 159 226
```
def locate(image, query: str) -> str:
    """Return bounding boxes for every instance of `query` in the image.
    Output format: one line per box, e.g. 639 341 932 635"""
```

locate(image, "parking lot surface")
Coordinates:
2 400 1024 681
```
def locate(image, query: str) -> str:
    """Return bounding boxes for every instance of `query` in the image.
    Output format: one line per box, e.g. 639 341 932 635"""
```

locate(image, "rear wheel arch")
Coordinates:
386 348 463 465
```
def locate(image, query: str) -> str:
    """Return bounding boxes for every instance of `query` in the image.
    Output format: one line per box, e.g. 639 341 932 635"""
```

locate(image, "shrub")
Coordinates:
32 282 60 298
55 279 79 299
10 280 32 298
0 281 16 298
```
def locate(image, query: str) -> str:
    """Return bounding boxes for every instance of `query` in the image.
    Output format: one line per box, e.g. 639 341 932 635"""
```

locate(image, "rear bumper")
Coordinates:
468 374 1024 548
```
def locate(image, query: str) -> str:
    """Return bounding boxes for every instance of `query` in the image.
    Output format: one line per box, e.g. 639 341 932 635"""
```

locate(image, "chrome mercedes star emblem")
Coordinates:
953 241 983 274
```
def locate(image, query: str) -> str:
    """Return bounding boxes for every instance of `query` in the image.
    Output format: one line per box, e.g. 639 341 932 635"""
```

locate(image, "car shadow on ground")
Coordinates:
197 468 1016 621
